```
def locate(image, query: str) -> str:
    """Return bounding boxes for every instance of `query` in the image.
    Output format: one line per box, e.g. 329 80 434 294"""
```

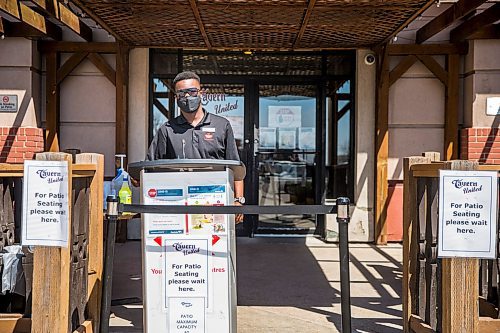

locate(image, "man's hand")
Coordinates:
234 201 243 224
130 177 140 187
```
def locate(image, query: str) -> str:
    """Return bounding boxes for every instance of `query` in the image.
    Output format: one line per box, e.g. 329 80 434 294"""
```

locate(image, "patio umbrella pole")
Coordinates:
337 197 352 333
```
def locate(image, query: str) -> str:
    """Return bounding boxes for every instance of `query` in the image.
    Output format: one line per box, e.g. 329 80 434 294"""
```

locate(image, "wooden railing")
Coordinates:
0 152 104 333
403 153 500 333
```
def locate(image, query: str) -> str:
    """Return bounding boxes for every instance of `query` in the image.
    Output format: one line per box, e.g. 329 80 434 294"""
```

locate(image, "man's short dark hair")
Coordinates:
173 71 200 88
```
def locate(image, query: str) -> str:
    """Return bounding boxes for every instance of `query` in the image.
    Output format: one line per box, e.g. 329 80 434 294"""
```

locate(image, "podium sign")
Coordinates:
438 170 498 258
141 168 236 333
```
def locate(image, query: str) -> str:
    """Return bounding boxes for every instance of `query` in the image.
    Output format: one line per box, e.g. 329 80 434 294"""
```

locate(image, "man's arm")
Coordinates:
234 180 244 198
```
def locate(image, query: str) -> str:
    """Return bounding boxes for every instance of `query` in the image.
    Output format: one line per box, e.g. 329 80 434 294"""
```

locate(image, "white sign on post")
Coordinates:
22 160 69 247
438 170 498 258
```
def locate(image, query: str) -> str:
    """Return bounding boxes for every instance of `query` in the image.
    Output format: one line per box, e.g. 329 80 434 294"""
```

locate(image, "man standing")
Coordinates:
146 71 245 222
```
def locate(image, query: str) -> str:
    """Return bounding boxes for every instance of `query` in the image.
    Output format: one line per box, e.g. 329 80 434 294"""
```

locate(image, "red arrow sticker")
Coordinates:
212 235 220 245
154 236 162 246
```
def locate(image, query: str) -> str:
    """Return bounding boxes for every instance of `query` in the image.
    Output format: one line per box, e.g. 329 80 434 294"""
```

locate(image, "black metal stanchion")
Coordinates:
337 197 352 333
100 195 119 333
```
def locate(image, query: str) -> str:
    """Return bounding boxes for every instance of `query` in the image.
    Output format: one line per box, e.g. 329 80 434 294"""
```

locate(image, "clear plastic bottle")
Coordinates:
118 174 132 205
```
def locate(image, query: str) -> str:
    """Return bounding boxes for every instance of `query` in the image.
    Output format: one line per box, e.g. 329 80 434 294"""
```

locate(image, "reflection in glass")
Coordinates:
258 85 317 231
152 79 171 137
200 84 245 150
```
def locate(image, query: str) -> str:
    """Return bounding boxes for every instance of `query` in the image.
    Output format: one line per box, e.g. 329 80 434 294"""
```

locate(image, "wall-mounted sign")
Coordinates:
268 106 301 128
22 160 69 247
0 95 18 112
438 170 498 258
486 97 500 115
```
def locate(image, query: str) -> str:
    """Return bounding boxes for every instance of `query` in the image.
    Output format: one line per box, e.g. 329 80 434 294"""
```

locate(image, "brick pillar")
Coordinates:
0 127 45 163
461 127 500 164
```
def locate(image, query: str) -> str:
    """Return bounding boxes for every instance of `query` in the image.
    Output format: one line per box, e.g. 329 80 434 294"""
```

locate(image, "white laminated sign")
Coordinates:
22 160 69 247
438 170 498 258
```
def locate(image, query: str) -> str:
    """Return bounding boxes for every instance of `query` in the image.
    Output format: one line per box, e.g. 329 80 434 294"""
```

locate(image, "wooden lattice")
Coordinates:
73 0 431 49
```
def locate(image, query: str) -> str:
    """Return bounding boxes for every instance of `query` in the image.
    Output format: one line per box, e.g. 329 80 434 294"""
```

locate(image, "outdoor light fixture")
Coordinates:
0 34 4 40
243 51 253 55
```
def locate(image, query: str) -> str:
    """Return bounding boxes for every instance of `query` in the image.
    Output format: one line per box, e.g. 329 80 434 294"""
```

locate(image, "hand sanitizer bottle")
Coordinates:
118 174 132 205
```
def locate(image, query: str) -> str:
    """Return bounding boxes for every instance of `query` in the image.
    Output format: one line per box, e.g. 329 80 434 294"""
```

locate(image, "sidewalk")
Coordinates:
109 237 403 332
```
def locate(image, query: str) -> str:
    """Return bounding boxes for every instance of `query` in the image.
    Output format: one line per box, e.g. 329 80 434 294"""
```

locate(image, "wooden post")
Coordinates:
403 155 433 332
32 152 72 333
115 42 129 156
45 52 60 152
75 153 104 333
375 45 390 244
441 160 479 333
444 54 459 160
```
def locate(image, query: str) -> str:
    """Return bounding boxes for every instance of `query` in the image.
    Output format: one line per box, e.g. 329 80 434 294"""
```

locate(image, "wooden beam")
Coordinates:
70 0 121 41
444 54 459 160
0 316 31 333
45 51 60 152
403 156 437 333
388 43 468 55
56 52 89 84
189 0 211 49
19 2 61 38
115 43 129 156
379 0 436 46
1 0 61 40
153 98 170 118
416 0 487 43
32 152 73 333
389 55 417 86
441 160 479 333
0 0 20 20
450 3 500 43
3 20 61 40
293 0 316 49
39 42 118 53
87 53 116 86
30 0 93 42
375 44 390 245
75 154 103 333
416 54 448 86
470 23 500 40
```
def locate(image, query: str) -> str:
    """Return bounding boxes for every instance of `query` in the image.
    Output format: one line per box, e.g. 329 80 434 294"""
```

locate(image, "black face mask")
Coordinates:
177 96 201 113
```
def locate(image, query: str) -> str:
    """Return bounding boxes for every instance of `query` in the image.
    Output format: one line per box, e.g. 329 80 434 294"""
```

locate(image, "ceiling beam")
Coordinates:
188 0 211 49
387 43 468 55
0 0 20 20
71 0 121 41
29 0 93 42
380 0 436 46
469 23 500 40
450 3 500 43
1 1 62 40
293 0 316 49
38 41 117 53
416 0 487 44
3 20 61 40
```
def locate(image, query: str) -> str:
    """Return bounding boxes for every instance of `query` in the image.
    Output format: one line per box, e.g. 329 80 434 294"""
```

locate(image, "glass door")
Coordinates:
254 84 319 234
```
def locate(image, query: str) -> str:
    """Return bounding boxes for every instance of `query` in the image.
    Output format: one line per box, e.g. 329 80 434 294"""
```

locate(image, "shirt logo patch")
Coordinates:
202 127 216 133
204 132 214 140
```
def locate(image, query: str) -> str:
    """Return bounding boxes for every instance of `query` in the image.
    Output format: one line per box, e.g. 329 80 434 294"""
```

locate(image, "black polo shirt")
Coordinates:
146 110 241 162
